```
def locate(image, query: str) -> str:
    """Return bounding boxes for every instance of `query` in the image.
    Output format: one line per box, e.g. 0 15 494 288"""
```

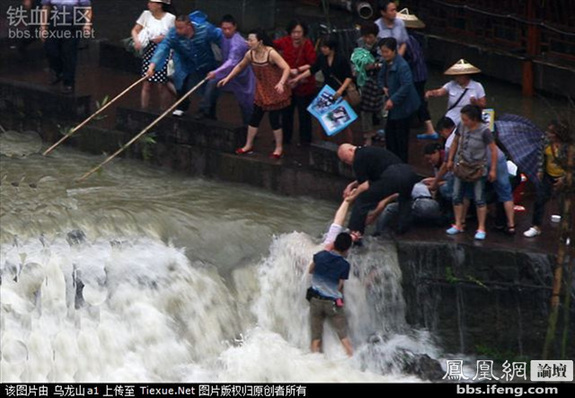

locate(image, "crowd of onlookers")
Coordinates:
25 1 572 242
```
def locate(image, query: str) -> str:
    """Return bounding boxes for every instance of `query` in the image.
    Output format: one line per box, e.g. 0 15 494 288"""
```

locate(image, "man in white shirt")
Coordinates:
425 59 487 125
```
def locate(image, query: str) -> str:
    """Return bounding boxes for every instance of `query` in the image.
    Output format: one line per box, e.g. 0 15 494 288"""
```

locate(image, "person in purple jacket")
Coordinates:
205 14 255 125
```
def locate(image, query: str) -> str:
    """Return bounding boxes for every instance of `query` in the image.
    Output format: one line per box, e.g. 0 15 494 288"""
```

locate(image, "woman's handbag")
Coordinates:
454 159 485 182
121 37 144 58
332 75 361 108
344 81 361 108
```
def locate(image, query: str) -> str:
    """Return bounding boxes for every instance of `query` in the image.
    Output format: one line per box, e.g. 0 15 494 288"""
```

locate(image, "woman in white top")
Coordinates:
131 0 176 109
425 59 486 126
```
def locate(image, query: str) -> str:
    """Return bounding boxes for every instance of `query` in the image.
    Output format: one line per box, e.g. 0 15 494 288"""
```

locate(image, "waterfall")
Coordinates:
1 232 442 382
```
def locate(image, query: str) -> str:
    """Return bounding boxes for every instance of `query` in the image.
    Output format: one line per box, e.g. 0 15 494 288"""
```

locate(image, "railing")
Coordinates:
399 0 575 63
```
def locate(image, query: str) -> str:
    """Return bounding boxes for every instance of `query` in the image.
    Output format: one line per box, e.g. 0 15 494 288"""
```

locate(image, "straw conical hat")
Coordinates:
444 59 482 75
397 8 426 29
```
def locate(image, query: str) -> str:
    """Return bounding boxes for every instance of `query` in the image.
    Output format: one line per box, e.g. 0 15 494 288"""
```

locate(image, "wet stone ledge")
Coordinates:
397 240 574 359
308 141 355 180
115 107 244 153
0 78 91 121
59 108 349 201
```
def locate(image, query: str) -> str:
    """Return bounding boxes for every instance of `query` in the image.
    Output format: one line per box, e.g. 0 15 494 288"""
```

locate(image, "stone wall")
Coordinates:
398 240 574 359
0 78 91 123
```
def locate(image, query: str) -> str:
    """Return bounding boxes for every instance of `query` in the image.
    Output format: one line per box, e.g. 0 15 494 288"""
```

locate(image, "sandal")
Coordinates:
504 225 516 235
235 147 254 155
269 151 284 159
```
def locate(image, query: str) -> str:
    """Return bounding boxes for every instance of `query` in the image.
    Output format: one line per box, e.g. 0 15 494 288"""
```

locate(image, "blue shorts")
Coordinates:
491 158 513 202
453 177 487 207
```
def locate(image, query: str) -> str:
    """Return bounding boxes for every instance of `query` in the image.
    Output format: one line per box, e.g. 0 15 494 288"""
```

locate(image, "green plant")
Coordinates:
446 266 460 284
57 124 73 137
93 95 110 121
141 133 157 161
466 275 489 290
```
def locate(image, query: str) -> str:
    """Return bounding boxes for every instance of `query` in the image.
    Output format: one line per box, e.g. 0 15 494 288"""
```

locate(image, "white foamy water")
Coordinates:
2 232 437 382
1 133 442 382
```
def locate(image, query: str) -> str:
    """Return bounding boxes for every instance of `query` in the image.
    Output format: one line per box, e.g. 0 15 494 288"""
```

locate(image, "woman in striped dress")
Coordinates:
131 0 176 110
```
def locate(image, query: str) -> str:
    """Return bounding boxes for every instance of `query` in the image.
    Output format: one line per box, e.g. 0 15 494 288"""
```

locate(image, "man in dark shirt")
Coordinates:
338 143 418 237
41 0 93 93
308 232 353 356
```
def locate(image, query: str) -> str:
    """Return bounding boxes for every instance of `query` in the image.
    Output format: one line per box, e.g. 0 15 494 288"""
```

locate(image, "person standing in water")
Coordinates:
308 232 354 357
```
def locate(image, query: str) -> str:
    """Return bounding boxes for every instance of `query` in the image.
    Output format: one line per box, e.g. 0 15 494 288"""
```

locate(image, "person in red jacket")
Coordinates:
274 20 317 146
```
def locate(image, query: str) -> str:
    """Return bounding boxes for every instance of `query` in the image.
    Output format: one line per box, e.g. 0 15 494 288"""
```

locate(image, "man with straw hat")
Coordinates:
425 59 487 126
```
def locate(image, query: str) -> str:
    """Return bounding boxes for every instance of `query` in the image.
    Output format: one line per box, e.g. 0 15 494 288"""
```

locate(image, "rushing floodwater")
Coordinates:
0 131 444 382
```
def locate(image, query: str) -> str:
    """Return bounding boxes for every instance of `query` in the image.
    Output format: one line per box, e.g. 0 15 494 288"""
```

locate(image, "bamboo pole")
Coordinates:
560 139 574 359
42 76 148 156
76 78 208 183
542 125 574 359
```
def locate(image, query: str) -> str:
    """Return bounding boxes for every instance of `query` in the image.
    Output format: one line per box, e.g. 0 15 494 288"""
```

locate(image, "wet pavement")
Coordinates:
0 1 570 257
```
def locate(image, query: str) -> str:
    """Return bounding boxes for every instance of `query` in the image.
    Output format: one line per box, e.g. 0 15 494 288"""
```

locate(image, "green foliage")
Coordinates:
445 266 460 284
94 95 110 121
466 275 489 290
141 133 157 162
57 124 73 137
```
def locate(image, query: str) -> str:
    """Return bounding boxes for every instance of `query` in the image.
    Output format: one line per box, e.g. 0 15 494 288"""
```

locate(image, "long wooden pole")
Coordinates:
559 141 574 359
76 78 208 183
542 135 574 359
42 76 148 156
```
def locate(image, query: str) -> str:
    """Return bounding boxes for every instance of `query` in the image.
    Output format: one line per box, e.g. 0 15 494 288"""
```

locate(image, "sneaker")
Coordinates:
172 109 185 117
474 230 486 240
523 227 541 238
446 225 464 235
417 132 439 140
